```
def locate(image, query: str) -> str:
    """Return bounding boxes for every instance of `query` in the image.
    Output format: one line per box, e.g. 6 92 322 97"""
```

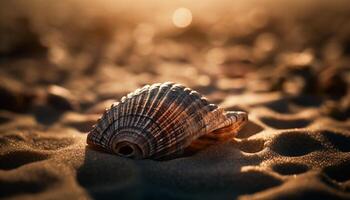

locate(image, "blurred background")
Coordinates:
0 0 349 121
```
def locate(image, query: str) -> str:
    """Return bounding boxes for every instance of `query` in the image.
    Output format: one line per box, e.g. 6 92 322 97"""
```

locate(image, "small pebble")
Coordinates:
47 85 79 111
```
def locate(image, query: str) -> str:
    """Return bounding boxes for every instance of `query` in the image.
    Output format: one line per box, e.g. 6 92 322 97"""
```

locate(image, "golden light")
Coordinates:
172 7 192 28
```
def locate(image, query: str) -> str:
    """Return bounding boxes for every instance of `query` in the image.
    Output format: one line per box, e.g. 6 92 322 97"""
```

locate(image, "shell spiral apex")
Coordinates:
87 82 248 159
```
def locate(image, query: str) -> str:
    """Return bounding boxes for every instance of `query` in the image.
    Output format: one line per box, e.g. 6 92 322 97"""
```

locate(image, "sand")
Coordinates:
1 0 350 199
1 91 350 200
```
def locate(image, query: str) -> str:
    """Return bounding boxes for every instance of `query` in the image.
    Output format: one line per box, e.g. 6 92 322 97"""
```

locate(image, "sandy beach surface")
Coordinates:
0 0 350 199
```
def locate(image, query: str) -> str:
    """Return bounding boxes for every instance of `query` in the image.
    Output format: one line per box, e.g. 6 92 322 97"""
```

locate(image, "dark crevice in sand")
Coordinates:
238 139 265 153
291 96 324 107
323 160 350 183
272 163 309 175
329 110 350 122
270 131 323 157
0 151 48 170
322 131 350 152
264 99 293 114
236 120 264 138
260 117 311 129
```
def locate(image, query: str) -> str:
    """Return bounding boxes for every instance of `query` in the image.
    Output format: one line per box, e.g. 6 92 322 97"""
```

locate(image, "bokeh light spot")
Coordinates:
172 8 192 28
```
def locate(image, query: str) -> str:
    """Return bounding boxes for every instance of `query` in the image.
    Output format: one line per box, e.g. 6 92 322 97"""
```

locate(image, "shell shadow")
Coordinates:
77 146 143 200
236 120 264 138
78 142 278 200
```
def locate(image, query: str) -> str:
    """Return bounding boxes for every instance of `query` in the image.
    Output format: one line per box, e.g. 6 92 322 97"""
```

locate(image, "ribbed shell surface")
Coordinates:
87 82 238 159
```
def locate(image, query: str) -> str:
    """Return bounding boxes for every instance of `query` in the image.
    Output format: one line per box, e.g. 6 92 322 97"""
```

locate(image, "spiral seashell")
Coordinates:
87 82 248 159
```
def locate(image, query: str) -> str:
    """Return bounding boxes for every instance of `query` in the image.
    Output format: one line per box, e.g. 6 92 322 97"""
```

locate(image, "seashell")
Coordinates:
87 82 248 159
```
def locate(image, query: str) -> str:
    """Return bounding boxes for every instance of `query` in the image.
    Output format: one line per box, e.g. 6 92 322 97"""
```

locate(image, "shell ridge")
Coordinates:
102 108 116 144
143 85 190 138
140 84 175 145
138 85 161 147
111 128 149 147
113 104 120 141
142 84 192 150
125 94 136 127
132 86 152 129
122 93 148 140
151 92 207 150
153 97 212 154
97 99 125 143
151 91 195 145
127 83 172 152
153 111 210 158
137 84 160 132
154 102 213 151
155 88 203 132
105 122 154 153
120 99 127 131
125 91 143 128
203 108 228 133
145 83 187 149
156 93 207 136
141 83 173 131
104 114 164 153
129 91 148 127
154 102 220 151
92 109 111 142
94 109 112 144
113 85 163 152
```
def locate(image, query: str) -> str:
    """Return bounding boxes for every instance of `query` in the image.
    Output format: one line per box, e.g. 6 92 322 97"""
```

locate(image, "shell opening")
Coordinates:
118 145 134 156
113 141 143 159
